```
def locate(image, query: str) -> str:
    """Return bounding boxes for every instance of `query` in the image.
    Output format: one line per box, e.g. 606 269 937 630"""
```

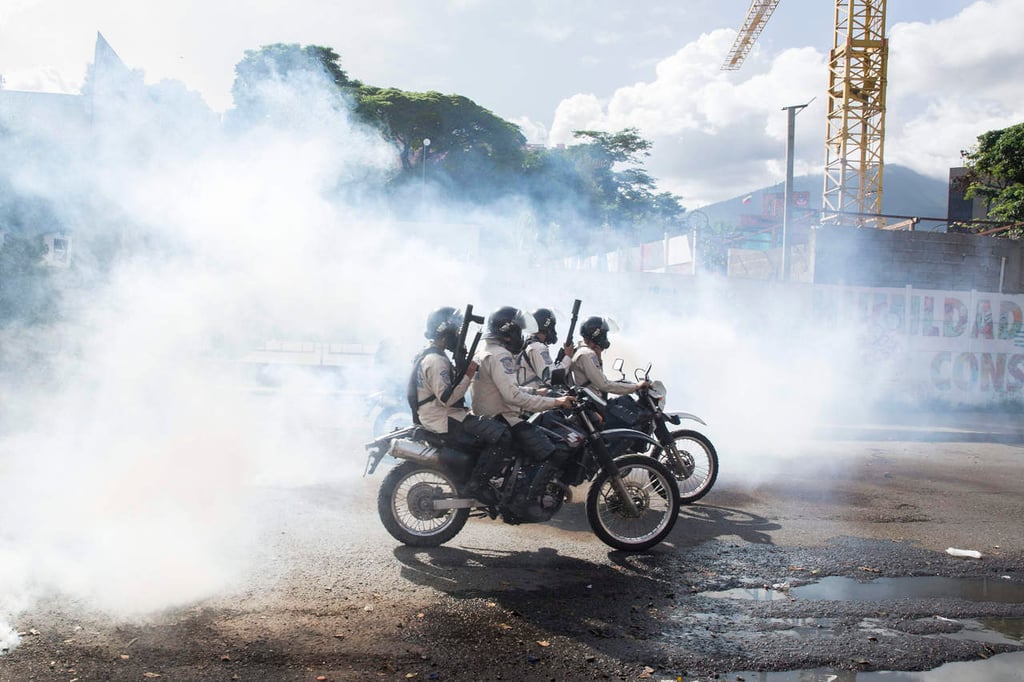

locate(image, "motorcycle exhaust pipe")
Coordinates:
388 438 440 466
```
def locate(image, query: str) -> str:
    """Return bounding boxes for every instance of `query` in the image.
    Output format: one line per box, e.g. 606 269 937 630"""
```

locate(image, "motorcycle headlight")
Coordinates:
650 380 667 410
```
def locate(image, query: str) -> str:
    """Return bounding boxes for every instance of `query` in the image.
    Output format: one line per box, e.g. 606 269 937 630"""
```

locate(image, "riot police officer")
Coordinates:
517 308 574 390
408 306 477 434
466 306 574 498
570 316 649 396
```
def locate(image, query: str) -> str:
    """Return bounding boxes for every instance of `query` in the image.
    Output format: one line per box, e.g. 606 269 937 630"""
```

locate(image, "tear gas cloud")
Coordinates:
0 66 487 635
0 56 901 643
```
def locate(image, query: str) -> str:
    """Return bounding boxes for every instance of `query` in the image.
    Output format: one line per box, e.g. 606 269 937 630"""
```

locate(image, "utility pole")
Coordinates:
781 99 813 280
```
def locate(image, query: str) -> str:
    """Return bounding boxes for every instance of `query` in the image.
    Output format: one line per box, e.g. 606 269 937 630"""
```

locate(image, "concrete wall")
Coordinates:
809 225 1024 294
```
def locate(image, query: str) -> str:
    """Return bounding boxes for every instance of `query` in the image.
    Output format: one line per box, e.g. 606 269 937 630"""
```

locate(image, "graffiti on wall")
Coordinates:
813 286 1024 401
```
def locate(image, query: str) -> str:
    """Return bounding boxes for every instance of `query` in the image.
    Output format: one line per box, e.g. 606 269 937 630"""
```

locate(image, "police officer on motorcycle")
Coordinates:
466 307 574 498
409 307 508 489
408 306 478 434
570 316 650 397
517 308 575 390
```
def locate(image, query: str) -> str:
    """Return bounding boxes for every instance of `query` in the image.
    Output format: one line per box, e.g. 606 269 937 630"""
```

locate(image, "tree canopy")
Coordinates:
353 87 526 198
227 44 686 242
962 121 1024 237
231 43 357 110
523 128 685 243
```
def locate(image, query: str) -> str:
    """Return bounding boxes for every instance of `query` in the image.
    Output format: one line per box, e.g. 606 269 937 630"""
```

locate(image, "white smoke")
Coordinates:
0 621 19 654
0 57 482 639
0 40 916 652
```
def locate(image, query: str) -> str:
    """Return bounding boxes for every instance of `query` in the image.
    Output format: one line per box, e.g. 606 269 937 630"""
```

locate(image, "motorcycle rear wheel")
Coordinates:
586 454 680 552
657 429 719 504
378 461 469 547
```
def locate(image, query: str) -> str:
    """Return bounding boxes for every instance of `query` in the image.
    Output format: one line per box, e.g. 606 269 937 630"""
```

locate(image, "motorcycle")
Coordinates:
364 386 681 552
599 359 719 504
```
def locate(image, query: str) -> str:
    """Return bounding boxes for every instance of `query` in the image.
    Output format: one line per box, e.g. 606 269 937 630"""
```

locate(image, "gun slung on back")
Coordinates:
555 298 582 364
440 303 485 403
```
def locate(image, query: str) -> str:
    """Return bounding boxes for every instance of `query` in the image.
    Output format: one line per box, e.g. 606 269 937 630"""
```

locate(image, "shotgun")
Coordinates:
440 304 485 403
554 299 582 364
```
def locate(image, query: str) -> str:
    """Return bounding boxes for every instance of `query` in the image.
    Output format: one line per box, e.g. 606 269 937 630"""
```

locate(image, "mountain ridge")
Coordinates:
694 164 950 232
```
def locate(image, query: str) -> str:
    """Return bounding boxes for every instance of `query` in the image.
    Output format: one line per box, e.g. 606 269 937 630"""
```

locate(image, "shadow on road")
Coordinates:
388 501 782 669
392 544 687 665
669 504 780 548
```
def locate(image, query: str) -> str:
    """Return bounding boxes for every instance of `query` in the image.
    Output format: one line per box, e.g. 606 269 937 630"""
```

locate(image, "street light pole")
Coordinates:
781 98 813 281
421 138 431 198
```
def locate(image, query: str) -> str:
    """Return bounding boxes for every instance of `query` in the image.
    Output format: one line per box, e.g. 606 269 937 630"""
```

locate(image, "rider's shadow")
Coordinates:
393 544 690 665
668 503 780 547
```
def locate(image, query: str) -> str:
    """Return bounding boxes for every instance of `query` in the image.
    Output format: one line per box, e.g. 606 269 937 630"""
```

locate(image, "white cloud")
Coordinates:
886 0 1024 178
509 115 548 145
550 30 825 206
530 22 573 43
547 0 1024 207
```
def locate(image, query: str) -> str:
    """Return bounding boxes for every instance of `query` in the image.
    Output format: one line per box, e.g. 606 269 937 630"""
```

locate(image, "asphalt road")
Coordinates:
2 414 1023 681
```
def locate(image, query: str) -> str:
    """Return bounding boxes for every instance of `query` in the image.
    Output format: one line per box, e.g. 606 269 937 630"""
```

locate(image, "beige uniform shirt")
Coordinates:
416 349 471 433
517 338 571 388
471 339 561 425
570 345 638 395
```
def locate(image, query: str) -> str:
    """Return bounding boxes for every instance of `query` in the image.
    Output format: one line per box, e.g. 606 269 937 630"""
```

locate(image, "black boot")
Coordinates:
465 445 503 505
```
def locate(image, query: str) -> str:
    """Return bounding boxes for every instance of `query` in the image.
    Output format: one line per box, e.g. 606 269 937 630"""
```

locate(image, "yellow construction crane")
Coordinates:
722 0 889 228
721 0 781 71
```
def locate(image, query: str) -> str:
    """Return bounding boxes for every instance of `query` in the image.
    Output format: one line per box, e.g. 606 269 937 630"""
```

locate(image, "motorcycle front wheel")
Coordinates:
377 461 469 547
586 454 680 552
658 429 719 504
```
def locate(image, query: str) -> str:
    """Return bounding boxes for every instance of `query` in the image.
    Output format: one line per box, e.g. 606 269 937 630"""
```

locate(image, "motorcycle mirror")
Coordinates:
612 357 625 381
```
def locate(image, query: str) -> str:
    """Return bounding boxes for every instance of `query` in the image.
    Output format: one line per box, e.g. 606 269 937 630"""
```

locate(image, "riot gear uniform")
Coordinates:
466 307 572 492
517 308 571 389
408 307 472 433
570 316 642 396
570 346 640 396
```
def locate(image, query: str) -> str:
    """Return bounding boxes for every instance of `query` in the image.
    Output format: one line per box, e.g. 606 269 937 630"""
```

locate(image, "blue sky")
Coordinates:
2 0 1022 206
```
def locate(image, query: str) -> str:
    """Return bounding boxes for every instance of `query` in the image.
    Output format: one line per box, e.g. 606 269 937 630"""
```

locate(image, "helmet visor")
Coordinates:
516 309 538 337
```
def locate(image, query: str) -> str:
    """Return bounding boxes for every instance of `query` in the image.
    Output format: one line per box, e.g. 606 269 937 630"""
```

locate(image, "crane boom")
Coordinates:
721 0 781 70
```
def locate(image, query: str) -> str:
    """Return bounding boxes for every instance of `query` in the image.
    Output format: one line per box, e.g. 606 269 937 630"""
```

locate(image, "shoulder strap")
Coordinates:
406 347 445 424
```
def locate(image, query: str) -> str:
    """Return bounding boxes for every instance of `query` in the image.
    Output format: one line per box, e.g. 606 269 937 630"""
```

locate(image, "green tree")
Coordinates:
230 44 359 123
234 44 356 96
353 87 526 197
225 45 688 232
523 128 684 244
568 128 684 235
963 121 1024 237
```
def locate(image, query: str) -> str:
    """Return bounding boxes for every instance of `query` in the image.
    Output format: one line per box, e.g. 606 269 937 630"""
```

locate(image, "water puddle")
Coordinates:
932 616 1024 645
719 650 1024 680
698 587 791 601
698 575 1024 604
792 576 1024 603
